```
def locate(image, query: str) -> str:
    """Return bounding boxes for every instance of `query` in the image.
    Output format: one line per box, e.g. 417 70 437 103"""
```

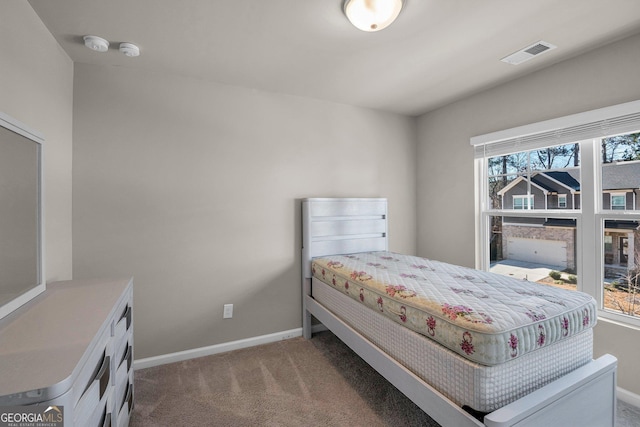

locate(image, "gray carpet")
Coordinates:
130 331 439 426
130 331 640 426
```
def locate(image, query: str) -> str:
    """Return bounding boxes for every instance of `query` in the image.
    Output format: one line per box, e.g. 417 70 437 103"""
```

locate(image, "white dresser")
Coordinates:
0 278 134 427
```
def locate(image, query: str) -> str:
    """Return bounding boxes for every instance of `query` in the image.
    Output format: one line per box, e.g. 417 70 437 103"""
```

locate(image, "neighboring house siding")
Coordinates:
604 228 640 278
603 191 636 210
503 180 545 209
531 174 577 209
499 172 582 210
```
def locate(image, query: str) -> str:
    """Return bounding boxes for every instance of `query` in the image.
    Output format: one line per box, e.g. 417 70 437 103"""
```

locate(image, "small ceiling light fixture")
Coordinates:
83 35 109 52
119 42 140 57
343 0 404 32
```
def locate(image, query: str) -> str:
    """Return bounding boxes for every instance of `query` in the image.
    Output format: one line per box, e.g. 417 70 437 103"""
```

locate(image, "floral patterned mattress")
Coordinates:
311 251 597 366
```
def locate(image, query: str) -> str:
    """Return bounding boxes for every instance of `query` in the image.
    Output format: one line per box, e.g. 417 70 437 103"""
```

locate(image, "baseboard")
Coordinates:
134 325 325 370
618 387 640 408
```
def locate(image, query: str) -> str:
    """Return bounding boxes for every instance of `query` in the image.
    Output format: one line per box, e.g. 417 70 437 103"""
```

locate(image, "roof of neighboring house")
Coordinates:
541 219 638 230
540 171 581 191
530 176 555 192
501 161 640 195
496 176 548 196
604 220 640 230
602 161 640 190
543 218 577 227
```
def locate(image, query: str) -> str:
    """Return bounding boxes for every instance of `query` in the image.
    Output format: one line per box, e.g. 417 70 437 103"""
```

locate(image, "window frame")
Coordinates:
558 194 567 209
512 194 534 210
473 100 640 328
610 192 627 210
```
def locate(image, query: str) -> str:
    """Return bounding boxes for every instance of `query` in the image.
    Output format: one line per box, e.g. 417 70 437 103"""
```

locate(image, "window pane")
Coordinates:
601 132 640 164
529 143 581 171
603 220 640 317
513 195 533 209
487 144 581 212
488 153 528 176
601 132 640 211
488 174 518 209
489 215 577 290
558 194 567 208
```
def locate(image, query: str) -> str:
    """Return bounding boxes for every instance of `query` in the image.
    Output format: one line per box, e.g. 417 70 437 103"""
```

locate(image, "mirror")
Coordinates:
0 112 44 320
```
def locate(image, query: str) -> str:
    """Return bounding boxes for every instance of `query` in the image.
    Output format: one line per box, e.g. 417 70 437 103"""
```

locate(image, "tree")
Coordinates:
601 133 640 163
533 144 577 170
607 253 640 317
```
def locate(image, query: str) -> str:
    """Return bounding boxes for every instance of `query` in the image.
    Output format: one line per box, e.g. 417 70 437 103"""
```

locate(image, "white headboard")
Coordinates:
301 198 388 279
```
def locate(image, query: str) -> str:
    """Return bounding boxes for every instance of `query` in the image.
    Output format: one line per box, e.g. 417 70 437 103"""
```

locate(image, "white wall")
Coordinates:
417 33 640 396
0 2 74 282
72 63 417 359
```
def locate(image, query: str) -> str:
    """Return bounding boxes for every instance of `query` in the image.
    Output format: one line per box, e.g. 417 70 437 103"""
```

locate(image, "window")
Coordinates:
473 100 640 326
484 142 579 288
604 234 613 254
558 194 567 208
513 195 533 210
600 133 640 317
610 193 626 210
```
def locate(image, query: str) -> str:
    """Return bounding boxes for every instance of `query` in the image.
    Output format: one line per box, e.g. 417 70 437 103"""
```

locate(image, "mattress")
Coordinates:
312 278 593 413
311 251 596 366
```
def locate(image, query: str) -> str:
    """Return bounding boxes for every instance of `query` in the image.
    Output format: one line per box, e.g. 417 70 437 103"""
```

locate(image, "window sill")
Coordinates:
597 311 640 331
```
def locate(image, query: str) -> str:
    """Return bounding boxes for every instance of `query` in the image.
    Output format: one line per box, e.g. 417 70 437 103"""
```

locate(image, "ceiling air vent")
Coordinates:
501 41 557 65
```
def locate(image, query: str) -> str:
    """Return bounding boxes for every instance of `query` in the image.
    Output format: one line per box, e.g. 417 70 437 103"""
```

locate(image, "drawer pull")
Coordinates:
83 350 106 395
97 355 111 399
119 345 132 371
121 381 133 412
120 305 132 330
126 383 134 414
99 406 111 427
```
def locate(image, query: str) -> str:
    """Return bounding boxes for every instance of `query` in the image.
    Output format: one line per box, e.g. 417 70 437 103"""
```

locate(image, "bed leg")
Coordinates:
303 277 312 339
303 308 312 339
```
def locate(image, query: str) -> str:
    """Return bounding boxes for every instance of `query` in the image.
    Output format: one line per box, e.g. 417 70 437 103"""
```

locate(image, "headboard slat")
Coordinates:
310 219 386 239
306 199 387 217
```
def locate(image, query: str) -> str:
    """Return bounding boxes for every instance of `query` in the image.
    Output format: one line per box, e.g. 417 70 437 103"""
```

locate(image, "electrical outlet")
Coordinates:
223 304 233 319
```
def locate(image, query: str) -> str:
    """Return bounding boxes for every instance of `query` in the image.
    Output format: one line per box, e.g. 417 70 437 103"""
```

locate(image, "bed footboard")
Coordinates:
484 354 617 427
305 295 617 427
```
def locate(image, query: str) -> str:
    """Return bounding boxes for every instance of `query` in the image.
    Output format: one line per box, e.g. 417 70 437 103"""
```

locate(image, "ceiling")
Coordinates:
27 0 640 117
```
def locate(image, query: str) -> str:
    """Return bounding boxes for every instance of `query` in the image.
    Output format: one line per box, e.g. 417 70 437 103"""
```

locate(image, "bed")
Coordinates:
301 197 617 427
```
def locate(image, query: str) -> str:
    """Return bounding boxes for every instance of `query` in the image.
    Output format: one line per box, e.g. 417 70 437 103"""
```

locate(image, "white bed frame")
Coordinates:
301 197 617 427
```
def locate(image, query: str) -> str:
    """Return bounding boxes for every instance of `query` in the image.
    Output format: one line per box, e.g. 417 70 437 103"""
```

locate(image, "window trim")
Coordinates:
473 100 640 328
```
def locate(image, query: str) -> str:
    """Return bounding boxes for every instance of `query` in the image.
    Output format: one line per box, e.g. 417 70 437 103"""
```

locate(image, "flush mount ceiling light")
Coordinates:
83 35 109 52
119 43 140 57
343 0 404 32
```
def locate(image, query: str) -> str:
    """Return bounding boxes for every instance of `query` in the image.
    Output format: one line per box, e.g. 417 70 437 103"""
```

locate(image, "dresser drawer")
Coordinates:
117 380 133 427
74 353 110 427
72 326 111 406
76 390 109 427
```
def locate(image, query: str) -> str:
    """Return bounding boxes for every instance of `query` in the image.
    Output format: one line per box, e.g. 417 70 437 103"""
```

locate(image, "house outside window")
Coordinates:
473 100 640 326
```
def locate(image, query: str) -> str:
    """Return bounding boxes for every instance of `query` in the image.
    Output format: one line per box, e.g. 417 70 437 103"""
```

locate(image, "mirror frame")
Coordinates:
0 112 45 320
